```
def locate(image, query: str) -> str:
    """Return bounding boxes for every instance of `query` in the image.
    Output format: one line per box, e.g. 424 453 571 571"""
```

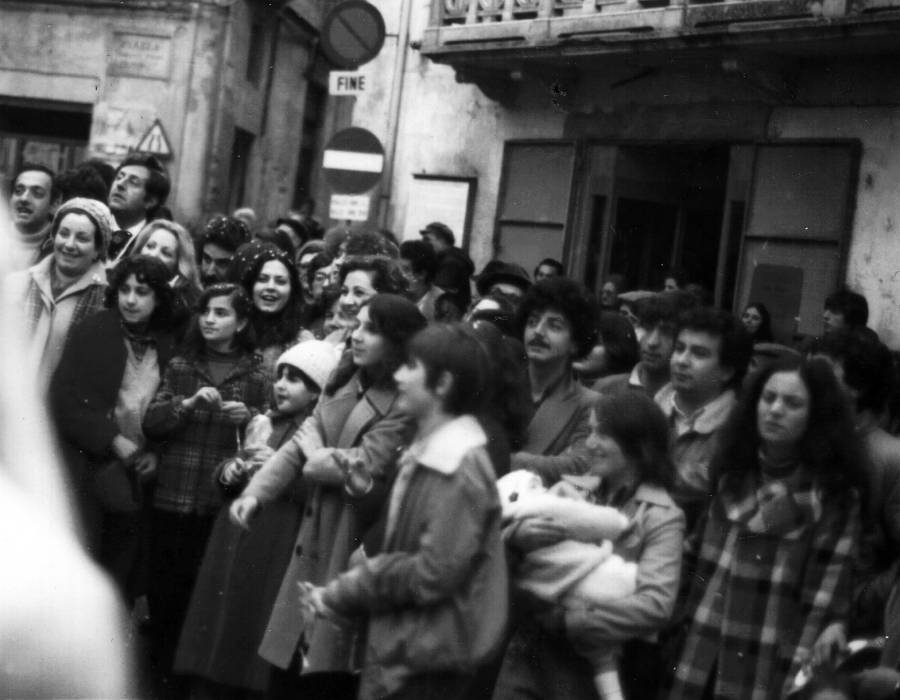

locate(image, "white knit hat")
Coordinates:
276 340 339 392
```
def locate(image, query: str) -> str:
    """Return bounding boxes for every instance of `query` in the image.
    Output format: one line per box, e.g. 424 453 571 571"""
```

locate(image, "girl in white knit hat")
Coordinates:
173 340 338 698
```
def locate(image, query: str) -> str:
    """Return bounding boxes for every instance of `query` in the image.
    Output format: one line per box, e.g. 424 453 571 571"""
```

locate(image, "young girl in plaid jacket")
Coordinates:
664 358 864 700
142 283 270 697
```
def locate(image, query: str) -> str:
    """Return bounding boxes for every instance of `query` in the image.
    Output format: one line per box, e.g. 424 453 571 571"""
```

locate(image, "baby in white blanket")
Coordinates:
498 469 636 700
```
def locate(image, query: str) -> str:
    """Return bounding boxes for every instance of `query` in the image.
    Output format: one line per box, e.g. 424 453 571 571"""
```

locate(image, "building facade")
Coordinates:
0 0 332 228
345 0 900 347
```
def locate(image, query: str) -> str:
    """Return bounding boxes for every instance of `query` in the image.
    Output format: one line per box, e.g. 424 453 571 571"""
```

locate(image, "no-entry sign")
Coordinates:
322 127 384 195
321 1 386 70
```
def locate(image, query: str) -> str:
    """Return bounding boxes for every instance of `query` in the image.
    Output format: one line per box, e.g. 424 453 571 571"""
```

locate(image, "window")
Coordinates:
495 141 576 274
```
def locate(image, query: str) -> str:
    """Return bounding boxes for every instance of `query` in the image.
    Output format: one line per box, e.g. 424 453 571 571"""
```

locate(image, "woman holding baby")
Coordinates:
492 391 685 700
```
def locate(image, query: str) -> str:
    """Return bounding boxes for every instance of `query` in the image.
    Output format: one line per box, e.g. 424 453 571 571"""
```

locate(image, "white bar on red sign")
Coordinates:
330 194 371 222
323 150 384 173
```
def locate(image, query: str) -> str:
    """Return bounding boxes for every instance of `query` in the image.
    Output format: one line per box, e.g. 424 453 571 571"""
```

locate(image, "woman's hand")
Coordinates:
810 621 847 668
230 495 259 530
512 517 568 551
221 401 250 425
297 582 343 624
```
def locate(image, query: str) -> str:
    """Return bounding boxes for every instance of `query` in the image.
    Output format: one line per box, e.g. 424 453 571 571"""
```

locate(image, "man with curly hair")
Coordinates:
511 277 600 484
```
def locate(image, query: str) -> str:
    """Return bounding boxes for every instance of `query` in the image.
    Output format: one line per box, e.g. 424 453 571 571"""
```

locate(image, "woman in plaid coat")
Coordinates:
664 358 863 700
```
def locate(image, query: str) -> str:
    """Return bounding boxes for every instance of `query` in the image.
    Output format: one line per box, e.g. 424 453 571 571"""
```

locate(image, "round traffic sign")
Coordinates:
322 127 384 195
321 1 386 70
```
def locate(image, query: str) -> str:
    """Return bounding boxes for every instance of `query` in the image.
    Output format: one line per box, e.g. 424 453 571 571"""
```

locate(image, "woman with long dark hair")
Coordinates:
232 240 304 375
230 294 427 700
51 255 177 599
664 358 863 700
741 301 774 343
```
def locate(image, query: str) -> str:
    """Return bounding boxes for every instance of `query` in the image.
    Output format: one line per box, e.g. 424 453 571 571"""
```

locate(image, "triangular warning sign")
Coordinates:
134 119 172 158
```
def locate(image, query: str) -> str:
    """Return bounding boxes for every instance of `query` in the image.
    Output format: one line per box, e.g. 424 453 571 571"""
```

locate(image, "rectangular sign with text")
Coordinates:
329 71 368 96
329 194 370 222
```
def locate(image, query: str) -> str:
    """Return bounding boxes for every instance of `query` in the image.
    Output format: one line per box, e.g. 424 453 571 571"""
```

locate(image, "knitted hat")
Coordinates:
276 339 340 392
52 197 116 260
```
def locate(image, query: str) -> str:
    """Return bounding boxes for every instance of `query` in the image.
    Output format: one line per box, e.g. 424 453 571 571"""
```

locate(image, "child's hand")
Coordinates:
229 495 259 530
111 434 140 462
221 400 250 425
184 386 222 410
220 458 247 486
295 420 325 457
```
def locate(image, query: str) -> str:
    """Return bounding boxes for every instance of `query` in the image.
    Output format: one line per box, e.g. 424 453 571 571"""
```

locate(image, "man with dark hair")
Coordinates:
595 293 679 398
197 215 251 287
534 258 564 282
511 277 600 483
824 287 869 335
107 152 171 262
56 164 110 204
399 240 442 321
655 307 752 527
420 221 474 308
8 162 60 270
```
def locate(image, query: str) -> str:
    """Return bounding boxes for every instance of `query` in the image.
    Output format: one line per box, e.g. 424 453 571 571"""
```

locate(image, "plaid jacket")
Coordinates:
665 470 860 700
143 353 270 516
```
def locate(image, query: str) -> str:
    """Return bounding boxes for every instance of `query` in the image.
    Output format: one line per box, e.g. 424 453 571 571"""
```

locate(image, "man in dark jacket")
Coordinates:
420 221 474 309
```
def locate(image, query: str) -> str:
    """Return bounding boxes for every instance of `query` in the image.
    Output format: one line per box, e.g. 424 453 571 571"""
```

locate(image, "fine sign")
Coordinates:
320 1 386 70
322 127 384 195
329 71 368 96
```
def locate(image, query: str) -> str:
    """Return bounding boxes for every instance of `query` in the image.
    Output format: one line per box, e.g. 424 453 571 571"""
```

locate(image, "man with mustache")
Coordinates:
107 153 170 263
594 294 679 399
197 215 251 287
9 163 60 271
510 277 600 486
654 307 752 530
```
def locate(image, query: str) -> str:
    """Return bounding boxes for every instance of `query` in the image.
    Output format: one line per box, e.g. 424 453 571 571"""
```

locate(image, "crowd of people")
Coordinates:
7 154 900 700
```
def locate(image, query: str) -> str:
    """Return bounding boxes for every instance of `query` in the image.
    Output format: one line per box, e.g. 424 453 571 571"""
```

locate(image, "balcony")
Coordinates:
421 0 900 65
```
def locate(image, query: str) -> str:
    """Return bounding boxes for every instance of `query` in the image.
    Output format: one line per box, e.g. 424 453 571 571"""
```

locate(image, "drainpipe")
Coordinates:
376 0 413 230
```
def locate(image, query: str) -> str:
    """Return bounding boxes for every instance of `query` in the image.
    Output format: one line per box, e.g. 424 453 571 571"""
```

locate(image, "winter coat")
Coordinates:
664 469 860 700
6 255 107 383
174 412 307 692
323 415 508 700
49 309 176 542
242 372 414 672
143 353 270 516
511 372 599 483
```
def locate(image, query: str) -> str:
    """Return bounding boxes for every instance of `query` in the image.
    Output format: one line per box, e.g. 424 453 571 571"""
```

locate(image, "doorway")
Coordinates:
603 144 730 295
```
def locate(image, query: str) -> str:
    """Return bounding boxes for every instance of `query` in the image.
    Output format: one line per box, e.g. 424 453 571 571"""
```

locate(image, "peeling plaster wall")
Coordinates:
0 1 315 228
0 1 218 224
359 0 567 272
769 106 900 347
353 5 900 346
